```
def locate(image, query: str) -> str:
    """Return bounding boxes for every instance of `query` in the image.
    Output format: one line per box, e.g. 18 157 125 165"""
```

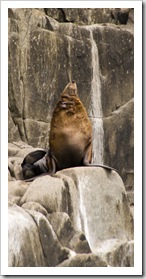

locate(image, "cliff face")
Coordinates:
8 8 134 267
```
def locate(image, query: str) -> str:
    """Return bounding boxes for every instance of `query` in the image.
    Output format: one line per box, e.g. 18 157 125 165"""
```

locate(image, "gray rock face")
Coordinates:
8 8 134 267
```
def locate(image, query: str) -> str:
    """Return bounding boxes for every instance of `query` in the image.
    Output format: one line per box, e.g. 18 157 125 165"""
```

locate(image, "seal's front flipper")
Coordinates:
46 150 57 175
21 149 57 181
21 149 47 181
21 150 47 166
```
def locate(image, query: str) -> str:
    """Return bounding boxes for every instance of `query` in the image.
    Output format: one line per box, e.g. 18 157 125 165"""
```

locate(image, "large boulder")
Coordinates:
54 167 134 253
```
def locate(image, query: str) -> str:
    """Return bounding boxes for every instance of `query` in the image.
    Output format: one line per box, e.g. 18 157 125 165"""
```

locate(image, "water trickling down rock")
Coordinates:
89 28 104 164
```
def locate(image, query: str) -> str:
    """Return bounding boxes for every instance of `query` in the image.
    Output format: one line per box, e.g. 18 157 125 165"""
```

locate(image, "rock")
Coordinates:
45 16 59 31
8 8 70 147
8 108 21 142
27 209 71 266
58 253 107 267
8 180 28 205
8 196 21 206
127 191 134 206
22 201 48 216
55 167 134 252
20 175 66 213
8 142 20 157
8 180 28 198
111 9 132 25
48 212 91 253
63 8 113 25
8 141 41 157
95 238 134 266
128 9 134 24
8 169 15 181
44 8 62 22
9 205 72 267
47 212 75 246
93 25 134 117
69 231 91 254
121 240 134 266
8 157 23 180
53 172 81 230
124 169 134 192
8 205 47 266
45 8 134 25
130 206 134 219
103 98 134 189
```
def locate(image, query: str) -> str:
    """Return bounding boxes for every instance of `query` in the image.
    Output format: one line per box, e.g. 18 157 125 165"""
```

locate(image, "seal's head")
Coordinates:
61 81 78 98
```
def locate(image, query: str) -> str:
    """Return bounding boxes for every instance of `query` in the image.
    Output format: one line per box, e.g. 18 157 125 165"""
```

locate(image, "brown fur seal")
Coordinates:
22 81 116 180
21 150 48 179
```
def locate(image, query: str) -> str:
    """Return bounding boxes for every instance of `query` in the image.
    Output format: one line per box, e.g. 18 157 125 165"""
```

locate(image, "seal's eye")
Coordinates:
72 80 75 83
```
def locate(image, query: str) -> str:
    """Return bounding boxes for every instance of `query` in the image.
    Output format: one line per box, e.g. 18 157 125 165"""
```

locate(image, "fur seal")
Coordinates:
22 81 116 180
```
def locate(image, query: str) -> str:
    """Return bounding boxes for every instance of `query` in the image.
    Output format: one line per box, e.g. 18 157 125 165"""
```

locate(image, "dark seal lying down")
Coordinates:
21 81 116 180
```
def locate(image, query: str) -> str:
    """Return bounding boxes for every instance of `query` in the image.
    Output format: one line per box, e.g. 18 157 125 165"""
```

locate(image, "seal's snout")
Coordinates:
61 81 78 97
